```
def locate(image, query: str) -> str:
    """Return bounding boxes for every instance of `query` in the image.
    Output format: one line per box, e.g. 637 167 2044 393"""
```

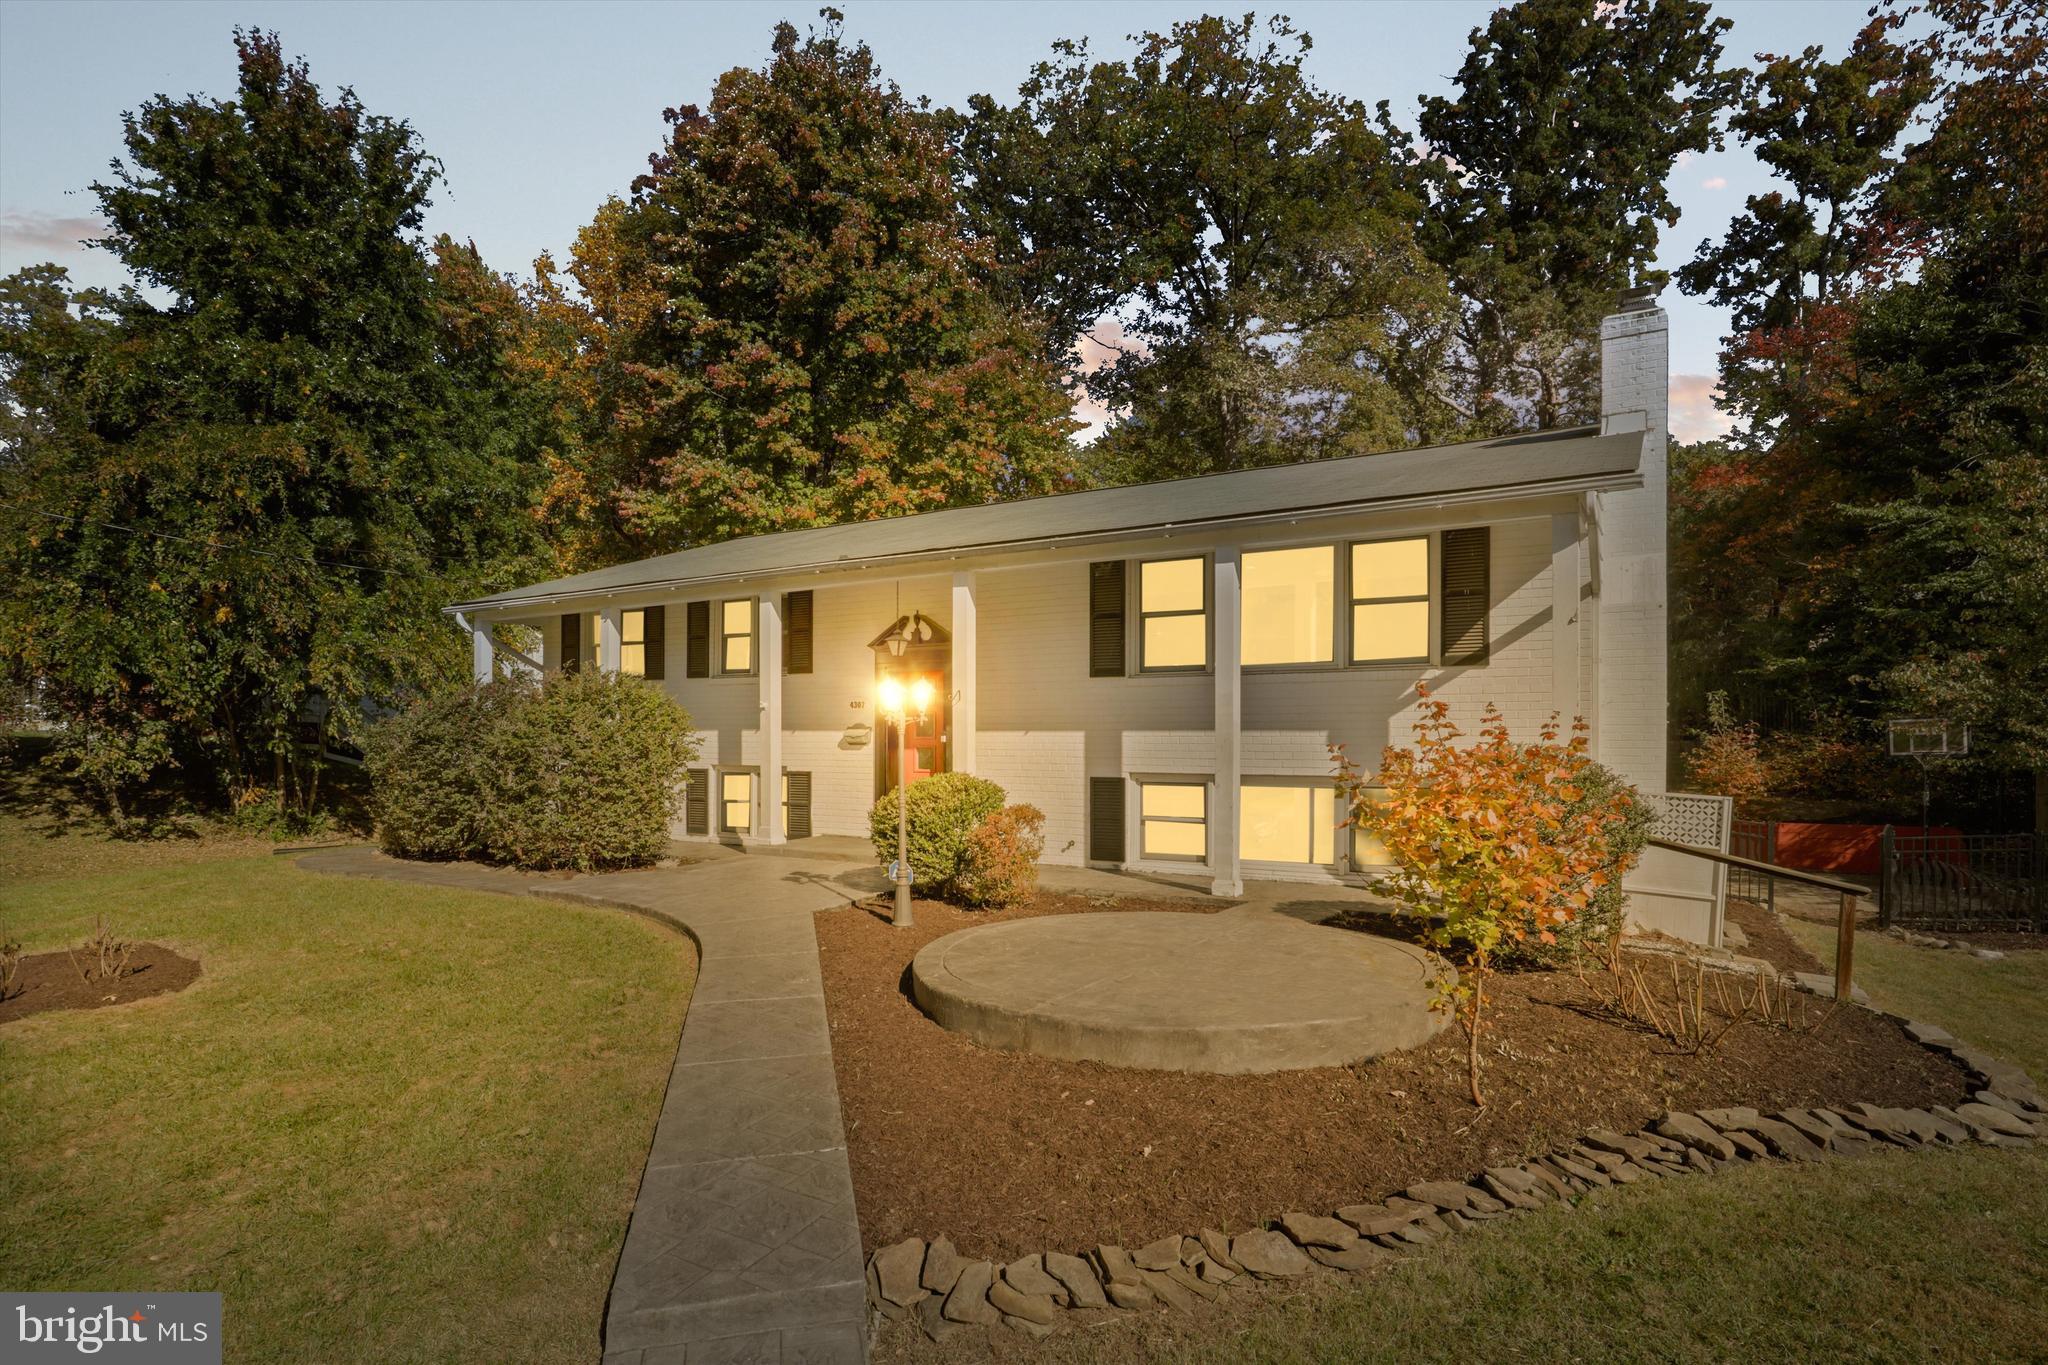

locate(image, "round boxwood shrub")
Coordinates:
367 670 697 872
364 680 531 860
866 771 1006 897
478 670 699 871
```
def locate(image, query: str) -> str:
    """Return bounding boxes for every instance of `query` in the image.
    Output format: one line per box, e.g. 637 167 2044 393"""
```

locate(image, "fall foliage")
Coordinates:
1335 689 1645 1105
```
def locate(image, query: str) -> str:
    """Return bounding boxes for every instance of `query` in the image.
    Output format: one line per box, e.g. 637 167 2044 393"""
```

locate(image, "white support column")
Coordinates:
1550 512 1581 728
598 607 622 675
1211 548 1243 897
758 592 785 844
950 571 977 775
469 617 496 686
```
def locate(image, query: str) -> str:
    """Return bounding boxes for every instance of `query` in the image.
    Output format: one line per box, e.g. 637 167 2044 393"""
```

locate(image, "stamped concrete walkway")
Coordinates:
296 843 885 1365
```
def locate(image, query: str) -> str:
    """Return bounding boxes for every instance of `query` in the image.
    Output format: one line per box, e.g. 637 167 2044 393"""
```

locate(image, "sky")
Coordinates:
0 0 1881 442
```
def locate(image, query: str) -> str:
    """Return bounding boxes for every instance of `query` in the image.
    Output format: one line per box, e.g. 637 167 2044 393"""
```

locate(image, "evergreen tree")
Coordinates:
0 31 543 821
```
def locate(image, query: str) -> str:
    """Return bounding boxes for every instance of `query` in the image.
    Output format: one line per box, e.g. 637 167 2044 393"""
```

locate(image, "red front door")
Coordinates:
878 672 948 796
904 709 943 783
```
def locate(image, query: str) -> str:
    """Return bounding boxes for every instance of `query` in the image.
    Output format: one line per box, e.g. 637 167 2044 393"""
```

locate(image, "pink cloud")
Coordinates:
1068 318 1147 444
0 210 108 254
1701 176 1728 190
1669 373 1734 443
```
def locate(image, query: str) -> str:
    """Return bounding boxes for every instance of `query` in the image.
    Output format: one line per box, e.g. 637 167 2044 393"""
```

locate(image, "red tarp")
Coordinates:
1772 823 1962 874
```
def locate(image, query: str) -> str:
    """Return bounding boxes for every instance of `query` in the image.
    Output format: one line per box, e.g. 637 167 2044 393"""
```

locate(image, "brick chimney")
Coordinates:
1592 286 1669 793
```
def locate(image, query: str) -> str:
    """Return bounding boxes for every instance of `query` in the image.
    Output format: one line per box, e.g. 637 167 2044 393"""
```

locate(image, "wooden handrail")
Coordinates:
1645 836 1861 1002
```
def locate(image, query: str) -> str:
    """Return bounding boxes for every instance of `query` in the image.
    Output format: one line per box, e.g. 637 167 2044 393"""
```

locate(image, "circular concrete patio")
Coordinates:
910 908 1449 1074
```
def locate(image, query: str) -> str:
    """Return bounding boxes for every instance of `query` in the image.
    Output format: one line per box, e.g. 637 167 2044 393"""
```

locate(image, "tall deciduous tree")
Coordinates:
0 31 543 821
951 13 1458 482
1412 0 1733 430
1676 20 1933 432
1672 0 2048 826
554 10 1080 557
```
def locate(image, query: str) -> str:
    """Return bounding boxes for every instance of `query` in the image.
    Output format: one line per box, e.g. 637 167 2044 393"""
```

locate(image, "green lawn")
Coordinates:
0 837 694 1364
884 909 2048 1365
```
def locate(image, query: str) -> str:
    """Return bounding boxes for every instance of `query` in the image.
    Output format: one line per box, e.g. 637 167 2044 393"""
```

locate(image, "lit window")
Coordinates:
1239 784 1340 865
1139 557 1207 670
721 600 754 674
1242 546 1335 666
1350 787 1394 866
1350 538 1430 664
1140 781 1207 860
620 609 646 676
721 771 753 834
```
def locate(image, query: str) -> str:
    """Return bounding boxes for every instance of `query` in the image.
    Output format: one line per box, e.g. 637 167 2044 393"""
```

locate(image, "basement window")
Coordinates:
1139 781 1208 861
1239 783 1340 865
720 771 754 835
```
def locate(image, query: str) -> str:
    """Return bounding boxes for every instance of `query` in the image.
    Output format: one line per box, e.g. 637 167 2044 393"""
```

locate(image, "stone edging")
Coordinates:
864 1015 2046 1344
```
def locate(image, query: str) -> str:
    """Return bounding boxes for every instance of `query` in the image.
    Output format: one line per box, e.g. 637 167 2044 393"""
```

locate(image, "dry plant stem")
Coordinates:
1465 969 1487 1108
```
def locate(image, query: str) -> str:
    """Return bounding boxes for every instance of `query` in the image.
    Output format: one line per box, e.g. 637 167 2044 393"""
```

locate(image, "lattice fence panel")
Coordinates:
1647 791 1732 852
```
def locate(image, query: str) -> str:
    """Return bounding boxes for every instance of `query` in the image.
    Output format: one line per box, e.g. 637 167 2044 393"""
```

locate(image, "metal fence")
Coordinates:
1728 817 1776 912
1879 828 2047 932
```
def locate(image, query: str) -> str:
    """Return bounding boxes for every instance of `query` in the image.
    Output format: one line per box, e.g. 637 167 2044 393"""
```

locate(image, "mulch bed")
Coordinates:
817 893 1969 1260
1726 896 1824 974
0 943 201 1024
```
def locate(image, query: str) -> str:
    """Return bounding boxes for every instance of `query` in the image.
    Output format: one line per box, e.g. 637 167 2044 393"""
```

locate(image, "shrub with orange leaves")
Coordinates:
1334 685 1644 1106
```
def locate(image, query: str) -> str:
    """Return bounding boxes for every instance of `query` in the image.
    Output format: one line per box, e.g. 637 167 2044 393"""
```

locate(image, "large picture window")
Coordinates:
1139 557 1207 670
1239 784 1340 865
1139 781 1207 860
720 771 754 834
1350 537 1430 664
620 609 647 677
1241 545 1335 666
720 600 755 674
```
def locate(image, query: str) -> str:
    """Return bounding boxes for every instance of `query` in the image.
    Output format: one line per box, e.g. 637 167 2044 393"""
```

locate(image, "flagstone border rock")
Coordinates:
864 1010 2045 1346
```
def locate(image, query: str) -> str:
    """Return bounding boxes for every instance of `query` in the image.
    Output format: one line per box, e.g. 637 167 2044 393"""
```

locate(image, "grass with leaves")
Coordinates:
0 819 693 1364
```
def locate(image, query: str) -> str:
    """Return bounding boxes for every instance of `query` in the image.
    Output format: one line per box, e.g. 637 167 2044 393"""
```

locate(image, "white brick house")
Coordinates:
451 293 1728 942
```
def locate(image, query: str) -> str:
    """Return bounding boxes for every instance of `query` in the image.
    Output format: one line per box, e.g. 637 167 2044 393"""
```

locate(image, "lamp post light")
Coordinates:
878 673 937 927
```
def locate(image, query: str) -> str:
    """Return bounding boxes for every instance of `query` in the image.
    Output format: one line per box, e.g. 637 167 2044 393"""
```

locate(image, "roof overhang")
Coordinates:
449 429 1643 617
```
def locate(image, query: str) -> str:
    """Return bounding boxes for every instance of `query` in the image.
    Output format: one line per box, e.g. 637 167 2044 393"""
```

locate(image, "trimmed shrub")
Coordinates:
365 680 530 860
479 670 698 871
866 771 1006 897
957 803 1047 908
366 671 696 872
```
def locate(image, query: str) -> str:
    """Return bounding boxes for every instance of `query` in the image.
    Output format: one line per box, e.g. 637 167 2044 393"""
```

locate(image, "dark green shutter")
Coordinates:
559 612 581 674
685 601 710 678
785 771 812 839
643 605 666 681
785 590 813 674
1088 776 1125 862
685 768 708 836
1441 526 1491 666
1089 561 1126 678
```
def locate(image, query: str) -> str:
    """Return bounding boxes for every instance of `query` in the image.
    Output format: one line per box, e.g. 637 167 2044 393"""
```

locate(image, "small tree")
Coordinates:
1686 691 1769 809
1335 686 1644 1106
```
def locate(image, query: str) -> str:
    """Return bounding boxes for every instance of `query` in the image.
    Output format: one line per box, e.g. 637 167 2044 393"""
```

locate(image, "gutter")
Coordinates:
446 464 1642 618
